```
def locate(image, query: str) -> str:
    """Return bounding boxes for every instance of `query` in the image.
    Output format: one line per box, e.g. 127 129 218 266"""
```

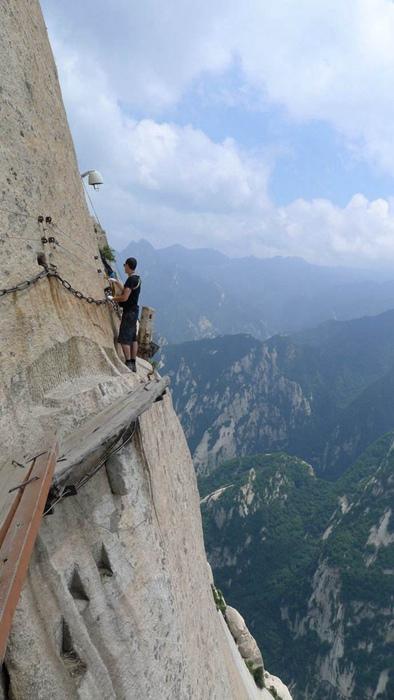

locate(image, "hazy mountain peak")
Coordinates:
117 239 394 343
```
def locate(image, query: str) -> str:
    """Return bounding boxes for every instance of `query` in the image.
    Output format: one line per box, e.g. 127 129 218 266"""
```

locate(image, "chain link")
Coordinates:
48 267 115 307
0 265 119 313
0 268 49 296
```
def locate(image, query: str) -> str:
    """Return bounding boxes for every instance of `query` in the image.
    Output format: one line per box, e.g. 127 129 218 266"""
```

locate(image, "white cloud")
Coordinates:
42 0 235 111
104 189 394 268
262 194 394 266
233 0 394 173
40 1 394 266
118 120 269 212
51 35 269 248
43 0 394 172
55 38 269 208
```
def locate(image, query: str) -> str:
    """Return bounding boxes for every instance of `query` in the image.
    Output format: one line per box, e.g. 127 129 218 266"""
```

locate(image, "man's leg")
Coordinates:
121 343 131 361
120 313 137 371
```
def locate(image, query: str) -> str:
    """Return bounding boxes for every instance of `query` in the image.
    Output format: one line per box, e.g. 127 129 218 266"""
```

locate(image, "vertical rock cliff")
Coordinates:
0 2 291 698
0 0 126 463
3 396 262 699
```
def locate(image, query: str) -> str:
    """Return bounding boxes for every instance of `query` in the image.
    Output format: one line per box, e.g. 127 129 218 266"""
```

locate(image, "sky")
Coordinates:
40 0 394 267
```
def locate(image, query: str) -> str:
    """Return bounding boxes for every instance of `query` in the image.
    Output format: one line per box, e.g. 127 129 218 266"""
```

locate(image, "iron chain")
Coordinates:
48 267 114 307
0 265 119 312
0 268 49 296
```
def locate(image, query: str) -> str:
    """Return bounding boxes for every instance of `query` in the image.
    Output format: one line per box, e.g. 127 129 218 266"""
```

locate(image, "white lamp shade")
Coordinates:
87 170 103 187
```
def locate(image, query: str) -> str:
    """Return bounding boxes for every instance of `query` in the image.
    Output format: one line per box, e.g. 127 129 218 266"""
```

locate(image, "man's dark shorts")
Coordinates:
118 309 138 344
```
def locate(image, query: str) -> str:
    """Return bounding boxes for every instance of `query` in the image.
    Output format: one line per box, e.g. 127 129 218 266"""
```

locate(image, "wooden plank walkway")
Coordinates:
54 375 169 487
0 375 169 660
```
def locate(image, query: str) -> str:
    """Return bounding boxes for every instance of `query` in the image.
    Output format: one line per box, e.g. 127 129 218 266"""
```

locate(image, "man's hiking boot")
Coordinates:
126 359 137 372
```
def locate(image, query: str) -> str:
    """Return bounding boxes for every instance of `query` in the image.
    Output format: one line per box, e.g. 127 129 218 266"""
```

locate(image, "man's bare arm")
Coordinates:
113 287 131 303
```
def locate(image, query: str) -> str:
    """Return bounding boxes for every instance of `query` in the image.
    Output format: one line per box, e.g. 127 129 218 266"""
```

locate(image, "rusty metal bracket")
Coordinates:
25 451 48 463
8 476 39 493
11 461 25 469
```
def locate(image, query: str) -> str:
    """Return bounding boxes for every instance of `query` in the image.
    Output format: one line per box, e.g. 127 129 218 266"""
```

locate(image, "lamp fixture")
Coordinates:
81 170 103 190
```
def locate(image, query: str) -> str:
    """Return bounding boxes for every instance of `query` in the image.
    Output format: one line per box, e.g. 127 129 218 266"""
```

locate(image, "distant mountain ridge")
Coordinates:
119 239 394 343
200 435 394 699
162 309 394 479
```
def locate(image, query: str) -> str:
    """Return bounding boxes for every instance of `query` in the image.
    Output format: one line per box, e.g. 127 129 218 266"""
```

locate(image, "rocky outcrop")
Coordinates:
220 605 292 700
162 336 312 476
296 440 394 700
163 315 394 478
225 606 264 668
263 673 293 700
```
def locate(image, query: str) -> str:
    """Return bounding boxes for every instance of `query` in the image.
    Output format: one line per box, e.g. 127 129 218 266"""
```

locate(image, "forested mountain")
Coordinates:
200 436 394 699
157 273 394 699
162 309 394 479
119 239 394 343
155 274 394 700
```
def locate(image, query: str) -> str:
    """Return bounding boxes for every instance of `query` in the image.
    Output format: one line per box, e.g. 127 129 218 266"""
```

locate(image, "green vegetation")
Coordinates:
245 660 265 689
211 584 226 614
163 304 394 698
323 434 394 610
253 665 264 690
164 309 394 479
100 244 116 262
200 437 394 699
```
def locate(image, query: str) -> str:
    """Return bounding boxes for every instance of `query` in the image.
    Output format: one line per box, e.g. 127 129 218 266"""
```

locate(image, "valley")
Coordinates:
200 437 394 699
161 306 394 699
163 309 394 479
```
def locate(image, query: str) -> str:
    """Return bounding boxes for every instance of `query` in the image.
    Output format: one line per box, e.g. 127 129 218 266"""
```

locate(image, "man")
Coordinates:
112 257 141 372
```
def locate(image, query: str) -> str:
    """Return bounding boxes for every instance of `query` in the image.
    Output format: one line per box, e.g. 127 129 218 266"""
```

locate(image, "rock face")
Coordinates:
200 439 394 699
0 2 292 699
162 335 312 476
4 394 259 699
263 673 292 700
225 606 264 668
0 0 125 464
162 314 394 478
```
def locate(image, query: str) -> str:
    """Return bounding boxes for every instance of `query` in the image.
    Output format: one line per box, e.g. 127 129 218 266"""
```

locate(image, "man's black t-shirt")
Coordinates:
119 274 141 312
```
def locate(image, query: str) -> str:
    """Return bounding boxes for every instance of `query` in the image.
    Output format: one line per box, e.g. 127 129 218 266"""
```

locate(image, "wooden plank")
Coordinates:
0 376 168 661
0 443 58 661
0 460 37 548
54 376 169 486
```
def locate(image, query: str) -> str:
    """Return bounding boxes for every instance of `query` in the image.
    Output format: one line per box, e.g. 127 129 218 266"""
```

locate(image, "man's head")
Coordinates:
124 257 137 275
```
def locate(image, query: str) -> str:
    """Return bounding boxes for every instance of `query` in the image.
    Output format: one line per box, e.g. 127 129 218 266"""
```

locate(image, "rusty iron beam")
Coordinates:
0 443 58 661
0 461 37 550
